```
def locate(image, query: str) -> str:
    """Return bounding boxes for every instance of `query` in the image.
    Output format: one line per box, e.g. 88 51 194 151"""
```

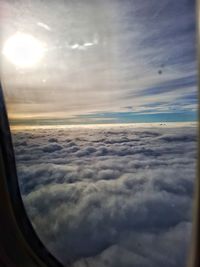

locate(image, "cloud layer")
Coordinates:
12 125 197 266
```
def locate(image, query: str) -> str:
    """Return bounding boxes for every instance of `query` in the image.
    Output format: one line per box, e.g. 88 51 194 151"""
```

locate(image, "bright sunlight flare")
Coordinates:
2 32 45 68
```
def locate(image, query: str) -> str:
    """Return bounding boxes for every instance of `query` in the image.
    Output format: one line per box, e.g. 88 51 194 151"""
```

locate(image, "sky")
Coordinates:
0 0 198 125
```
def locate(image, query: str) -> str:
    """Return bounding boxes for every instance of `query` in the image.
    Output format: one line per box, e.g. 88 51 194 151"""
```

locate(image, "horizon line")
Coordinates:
10 121 198 131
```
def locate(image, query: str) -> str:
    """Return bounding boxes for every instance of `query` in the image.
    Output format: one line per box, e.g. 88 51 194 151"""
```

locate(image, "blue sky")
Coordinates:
1 0 197 124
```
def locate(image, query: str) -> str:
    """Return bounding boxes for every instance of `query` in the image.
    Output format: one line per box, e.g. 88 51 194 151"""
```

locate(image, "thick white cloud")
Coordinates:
12 125 196 266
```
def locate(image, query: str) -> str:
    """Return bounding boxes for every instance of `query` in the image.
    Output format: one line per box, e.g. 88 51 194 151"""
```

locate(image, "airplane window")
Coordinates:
0 0 197 267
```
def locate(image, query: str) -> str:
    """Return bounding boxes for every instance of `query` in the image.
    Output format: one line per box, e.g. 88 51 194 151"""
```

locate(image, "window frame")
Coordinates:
0 84 65 267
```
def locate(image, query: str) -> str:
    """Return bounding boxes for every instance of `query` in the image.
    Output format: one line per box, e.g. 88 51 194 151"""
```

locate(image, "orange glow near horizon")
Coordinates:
10 122 197 131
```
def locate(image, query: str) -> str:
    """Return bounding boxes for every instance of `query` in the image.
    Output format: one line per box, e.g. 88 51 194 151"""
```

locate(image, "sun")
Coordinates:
2 32 45 68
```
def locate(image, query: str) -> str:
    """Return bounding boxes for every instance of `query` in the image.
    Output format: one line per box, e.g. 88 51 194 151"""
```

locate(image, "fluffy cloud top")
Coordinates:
12 125 197 267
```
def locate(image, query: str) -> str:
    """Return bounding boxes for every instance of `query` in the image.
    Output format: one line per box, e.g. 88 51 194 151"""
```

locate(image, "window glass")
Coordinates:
0 0 197 266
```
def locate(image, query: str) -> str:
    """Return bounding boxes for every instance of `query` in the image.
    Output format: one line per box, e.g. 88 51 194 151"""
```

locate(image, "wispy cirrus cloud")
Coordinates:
1 0 197 123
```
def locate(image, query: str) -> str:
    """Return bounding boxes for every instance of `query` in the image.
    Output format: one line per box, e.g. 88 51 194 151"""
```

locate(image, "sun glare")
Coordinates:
2 32 45 68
